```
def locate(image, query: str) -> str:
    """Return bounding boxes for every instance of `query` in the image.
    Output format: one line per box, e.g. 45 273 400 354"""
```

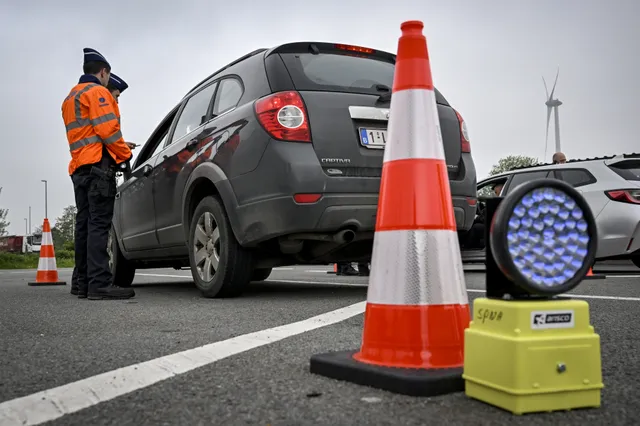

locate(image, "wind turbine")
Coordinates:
543 68 562 161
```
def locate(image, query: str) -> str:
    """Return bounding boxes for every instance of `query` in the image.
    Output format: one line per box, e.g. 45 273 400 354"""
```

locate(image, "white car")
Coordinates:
462 153 640 268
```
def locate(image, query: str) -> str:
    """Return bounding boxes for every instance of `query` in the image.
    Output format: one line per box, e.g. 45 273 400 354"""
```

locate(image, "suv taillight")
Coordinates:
453 109 471 153
605 189 640 205
254 91 311 142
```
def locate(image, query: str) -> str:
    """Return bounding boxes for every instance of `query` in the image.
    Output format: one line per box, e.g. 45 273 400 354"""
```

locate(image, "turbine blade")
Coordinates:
550 67 559 99
542 76 550 100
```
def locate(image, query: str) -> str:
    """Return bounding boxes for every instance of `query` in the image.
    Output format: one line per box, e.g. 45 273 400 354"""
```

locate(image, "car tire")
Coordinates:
632 256 640 269
251 268 272 282
188 195 253 298
108 225 136 288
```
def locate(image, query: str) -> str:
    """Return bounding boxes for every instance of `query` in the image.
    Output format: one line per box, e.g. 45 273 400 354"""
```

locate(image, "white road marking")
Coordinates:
0 301 367 426
267 279 367 287
135 275 640 301
274 267 294 270
604 275 640 278
137 273 191 279
266 280 640 302
304 270 332 273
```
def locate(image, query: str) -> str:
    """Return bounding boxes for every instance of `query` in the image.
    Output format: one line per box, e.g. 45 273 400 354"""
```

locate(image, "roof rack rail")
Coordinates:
185 48 268 97
508 152 640 171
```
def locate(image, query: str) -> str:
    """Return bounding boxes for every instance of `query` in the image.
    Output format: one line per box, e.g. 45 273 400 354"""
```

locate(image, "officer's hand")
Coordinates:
126 142 137 150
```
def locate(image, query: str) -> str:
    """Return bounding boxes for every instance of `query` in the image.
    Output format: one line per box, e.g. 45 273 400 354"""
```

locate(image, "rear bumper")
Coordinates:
232 193 378 245
226 141 478 246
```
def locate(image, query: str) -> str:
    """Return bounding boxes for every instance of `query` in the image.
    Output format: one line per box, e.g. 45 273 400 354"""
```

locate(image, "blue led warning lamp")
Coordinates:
489 178 598 297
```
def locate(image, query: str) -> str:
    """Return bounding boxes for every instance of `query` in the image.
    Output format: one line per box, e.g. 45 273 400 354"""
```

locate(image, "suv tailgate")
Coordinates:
271 43 462 178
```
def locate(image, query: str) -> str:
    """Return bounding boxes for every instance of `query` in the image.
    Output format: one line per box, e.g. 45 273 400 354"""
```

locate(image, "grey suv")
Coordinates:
109 42 478 298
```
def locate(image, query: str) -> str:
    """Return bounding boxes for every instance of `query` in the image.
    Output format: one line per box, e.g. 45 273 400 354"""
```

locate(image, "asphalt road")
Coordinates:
1 265 639 425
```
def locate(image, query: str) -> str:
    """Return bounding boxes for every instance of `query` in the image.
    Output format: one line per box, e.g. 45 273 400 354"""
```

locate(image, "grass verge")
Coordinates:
0 251 75 270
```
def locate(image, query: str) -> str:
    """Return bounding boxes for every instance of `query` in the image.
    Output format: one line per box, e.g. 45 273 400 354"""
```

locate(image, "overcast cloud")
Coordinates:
1 0 638 235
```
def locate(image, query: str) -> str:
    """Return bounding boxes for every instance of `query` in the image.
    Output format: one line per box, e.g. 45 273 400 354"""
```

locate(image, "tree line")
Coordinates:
0 204 77 252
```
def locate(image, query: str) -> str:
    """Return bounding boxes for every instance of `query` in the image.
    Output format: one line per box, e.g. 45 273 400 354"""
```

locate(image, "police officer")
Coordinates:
106 73 128 103
69 71 132 297
63 48 135 300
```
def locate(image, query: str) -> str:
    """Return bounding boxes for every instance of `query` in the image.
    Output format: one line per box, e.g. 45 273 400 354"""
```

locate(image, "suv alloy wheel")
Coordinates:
188 195 253 298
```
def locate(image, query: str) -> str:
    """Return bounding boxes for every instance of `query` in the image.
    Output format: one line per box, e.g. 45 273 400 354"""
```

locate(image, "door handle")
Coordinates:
186 138 199 151
115 192 121 199
142 164 153 177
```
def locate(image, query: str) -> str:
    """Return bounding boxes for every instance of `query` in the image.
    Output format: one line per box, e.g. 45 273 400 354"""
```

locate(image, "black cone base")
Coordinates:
583 274 606 280
310 350 464 397
28 281 66 286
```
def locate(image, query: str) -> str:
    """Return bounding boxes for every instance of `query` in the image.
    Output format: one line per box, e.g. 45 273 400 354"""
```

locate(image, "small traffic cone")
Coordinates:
584 266 605 280
310 20 470 396
28 218 66 286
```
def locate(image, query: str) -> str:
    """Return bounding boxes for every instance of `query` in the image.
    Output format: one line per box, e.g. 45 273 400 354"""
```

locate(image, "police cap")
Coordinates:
83 47 110 67
108 73 128 93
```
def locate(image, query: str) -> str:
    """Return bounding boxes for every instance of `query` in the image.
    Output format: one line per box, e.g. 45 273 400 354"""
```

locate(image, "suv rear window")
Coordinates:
609 160 640 181
279 52 449 104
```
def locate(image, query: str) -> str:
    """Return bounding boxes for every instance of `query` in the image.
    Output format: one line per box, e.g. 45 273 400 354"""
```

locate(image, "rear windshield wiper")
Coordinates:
375 84 392 102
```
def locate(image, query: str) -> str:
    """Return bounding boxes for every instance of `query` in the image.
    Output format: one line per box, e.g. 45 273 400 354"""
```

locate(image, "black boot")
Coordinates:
88 285 135 300
338 263 359 276
357 262 370 276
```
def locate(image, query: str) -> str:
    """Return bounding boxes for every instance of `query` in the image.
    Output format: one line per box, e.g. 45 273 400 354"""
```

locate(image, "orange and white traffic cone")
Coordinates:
327 263 338 275
310 20 470 396
28 218 66 286
584 266 605 280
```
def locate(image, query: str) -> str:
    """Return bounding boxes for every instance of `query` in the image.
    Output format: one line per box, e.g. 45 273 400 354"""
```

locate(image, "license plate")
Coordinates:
359 128 387 149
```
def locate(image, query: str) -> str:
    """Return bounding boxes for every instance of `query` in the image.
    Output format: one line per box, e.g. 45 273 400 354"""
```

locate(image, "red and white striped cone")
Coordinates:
310 20 470 397
28 218 66 286
583 266 605 280
327 263 338 275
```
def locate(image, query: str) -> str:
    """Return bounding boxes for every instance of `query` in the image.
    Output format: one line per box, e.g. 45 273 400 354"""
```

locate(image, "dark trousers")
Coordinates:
464 222 486 250
71 164 117 293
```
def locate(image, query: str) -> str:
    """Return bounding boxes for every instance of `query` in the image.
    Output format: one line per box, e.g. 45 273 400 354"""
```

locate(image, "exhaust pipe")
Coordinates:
333 229 356 244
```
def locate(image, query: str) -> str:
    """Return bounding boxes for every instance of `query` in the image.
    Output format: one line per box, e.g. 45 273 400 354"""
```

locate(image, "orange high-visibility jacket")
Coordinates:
62 77 132 175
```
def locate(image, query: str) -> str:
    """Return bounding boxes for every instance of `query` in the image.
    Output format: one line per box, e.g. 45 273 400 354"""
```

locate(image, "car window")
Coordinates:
505 170 550 193
170 83 217 144
213 78 243 115
477 178 508 198
553 169 595 187
280 52 449 104
608 160 640 181
150 133 169 158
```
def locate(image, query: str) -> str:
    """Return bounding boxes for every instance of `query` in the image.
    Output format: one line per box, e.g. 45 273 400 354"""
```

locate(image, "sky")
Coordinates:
1 0 638 235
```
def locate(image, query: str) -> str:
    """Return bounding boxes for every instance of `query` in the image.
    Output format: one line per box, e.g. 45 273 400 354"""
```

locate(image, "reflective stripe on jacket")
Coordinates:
62 78 132 175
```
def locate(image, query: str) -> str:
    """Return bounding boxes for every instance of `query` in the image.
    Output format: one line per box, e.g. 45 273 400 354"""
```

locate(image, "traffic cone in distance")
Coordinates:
28 218 66 286
584 266 605 280
309 20 470 397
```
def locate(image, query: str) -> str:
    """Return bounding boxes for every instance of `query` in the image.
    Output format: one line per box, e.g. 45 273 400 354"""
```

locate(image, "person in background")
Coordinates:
336 262 370 276
63 47 135 300
552 152 567 164
462 181 505 250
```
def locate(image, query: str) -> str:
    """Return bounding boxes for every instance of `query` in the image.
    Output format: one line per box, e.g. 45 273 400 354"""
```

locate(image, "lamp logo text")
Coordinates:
531 310 575 329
